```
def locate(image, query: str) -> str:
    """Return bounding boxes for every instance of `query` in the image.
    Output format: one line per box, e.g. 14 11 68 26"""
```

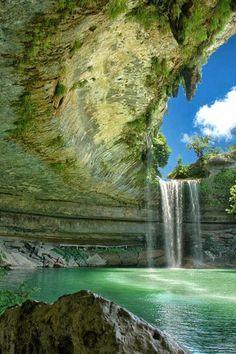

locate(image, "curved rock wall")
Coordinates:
0 1 236 250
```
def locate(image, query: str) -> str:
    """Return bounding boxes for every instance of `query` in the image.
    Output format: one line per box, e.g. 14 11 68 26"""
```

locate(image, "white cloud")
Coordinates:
194 87 236 140
181 133 191 143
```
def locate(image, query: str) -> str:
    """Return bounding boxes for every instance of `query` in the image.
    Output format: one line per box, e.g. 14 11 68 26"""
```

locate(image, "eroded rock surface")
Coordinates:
0 0 236 246
0 290 189 354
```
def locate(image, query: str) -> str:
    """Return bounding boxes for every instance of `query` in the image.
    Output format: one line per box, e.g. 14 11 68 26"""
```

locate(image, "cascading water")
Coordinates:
159 180 184 267
187 180 203 265
159 179 203 268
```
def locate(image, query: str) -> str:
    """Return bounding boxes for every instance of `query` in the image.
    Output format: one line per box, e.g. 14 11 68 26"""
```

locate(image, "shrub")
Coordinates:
168 156 191 179
129 4 170 32
151 57 168 77
152 132 171 170
106 0 128 19
55 83 67 96
200 169 236 207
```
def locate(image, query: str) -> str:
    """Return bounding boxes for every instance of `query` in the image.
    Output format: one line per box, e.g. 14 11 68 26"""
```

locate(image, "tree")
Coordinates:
168 155 190 179
186 135 211 160
152 132 171 169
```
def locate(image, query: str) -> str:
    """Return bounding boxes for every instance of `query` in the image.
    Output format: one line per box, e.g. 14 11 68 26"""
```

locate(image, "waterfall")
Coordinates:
159 180 184 267
159 179 203 268
187 180 203 265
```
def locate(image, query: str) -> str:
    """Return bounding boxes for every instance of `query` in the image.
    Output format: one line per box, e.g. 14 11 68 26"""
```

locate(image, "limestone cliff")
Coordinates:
0 0 236 245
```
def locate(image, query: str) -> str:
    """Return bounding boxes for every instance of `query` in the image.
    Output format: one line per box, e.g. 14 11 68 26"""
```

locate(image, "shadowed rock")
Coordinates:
0 290 189 354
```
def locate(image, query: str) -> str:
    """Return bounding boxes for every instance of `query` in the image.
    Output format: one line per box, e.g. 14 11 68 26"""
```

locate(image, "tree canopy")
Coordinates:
186 135 211 159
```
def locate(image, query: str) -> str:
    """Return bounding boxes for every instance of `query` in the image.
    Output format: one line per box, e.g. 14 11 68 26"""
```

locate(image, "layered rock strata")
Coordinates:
0 0 236 249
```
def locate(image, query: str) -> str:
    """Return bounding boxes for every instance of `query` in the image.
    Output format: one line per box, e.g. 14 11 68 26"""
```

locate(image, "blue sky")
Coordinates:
160 34 236 178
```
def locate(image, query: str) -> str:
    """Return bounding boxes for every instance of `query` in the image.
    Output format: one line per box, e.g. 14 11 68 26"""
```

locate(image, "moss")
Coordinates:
70 39 83 54
106 0 128 19
151 57 169 77
122 117 147 154
55 83 67 96
10 92 35 137
129 4 170 32
51 162 66 171
146 58 168 88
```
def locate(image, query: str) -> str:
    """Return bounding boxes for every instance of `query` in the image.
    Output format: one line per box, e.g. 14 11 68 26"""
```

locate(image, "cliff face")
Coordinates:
0 0 236 245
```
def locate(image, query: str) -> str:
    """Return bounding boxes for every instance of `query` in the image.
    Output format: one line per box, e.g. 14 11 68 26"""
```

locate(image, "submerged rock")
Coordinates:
0 290 189 354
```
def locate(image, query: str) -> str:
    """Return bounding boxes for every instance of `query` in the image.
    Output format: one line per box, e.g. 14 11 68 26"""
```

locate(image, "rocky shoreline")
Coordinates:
0 237 165 268
1 236 236 269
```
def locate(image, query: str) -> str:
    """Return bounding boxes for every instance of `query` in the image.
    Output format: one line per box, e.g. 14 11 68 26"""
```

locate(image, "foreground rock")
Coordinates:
0 290 189 354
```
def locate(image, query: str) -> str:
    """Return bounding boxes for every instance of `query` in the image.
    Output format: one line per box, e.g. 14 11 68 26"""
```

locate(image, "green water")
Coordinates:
1 268 236 354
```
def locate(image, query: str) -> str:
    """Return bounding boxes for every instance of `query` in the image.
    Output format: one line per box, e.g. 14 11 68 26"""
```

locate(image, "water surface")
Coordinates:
1 268 235 354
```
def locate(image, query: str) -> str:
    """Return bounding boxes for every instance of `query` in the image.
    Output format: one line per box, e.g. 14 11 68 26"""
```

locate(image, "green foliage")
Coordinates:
0 282 38 315
227 183 236 214
186 135 211 159
106 0 128 19
21 92 33 117
58 0 101 11
121 117 147 158
146 57 170 89
129 4 170 32
55 83 67 96
168 156 191 179
173 0 231 47
11 92 34 137
180 6 208 45
151 57 168 77
169 160 206 179
209 0 232 36
152 132 171 169
200 169 236 207
51 162 66 171
53 247 87 263
70 39 83 54
203 147 222 162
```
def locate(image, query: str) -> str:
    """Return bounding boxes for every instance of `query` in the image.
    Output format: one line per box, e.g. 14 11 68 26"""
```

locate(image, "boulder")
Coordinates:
0 290 189 354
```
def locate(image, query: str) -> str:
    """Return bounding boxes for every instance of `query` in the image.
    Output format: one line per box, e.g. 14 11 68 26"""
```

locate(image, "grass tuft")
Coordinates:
106 0 128 19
